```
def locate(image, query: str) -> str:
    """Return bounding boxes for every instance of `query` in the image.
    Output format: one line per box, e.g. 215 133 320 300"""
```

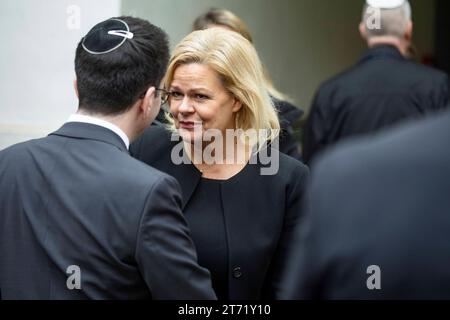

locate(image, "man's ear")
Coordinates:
73 78 79 99
139 86 156 116
404 21 413 42
359 22 368 41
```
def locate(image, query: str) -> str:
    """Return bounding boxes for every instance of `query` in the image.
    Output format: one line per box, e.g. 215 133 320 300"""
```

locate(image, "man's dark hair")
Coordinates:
75 16 169 115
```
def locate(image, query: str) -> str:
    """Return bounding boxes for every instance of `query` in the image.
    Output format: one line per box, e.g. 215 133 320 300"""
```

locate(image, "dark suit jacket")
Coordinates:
131 125 309 299
281 109 450 300
303 44 450 164
0 122 216 300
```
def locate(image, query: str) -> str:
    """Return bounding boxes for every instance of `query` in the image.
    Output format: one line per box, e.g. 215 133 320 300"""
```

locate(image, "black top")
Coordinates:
185 177 230 300
303 45 450 165
281 109 450 299
131 124 310 299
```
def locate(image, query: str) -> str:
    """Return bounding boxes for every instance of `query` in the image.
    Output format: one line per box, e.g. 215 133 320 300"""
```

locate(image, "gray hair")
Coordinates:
362 1 412 39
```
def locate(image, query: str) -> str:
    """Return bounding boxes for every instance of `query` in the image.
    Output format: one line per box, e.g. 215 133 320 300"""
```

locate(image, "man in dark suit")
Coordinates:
303 0 449 164
0 17 216 300
281 108 450 299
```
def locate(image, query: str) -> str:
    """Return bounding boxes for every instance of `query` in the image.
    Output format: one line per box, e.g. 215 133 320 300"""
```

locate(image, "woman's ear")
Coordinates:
232 98 243 113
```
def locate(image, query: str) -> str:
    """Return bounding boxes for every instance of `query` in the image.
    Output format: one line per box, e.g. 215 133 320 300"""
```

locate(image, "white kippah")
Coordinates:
366 0 406 9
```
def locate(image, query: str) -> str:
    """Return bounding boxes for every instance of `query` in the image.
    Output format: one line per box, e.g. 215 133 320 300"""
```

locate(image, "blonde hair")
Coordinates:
193 8 253 43
165 28 280 147
193 8 291 102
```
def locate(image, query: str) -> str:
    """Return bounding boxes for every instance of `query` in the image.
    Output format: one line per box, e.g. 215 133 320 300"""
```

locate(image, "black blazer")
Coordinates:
131 124 309 299
281 109 450 299
303 45 450 164
0 122 215 300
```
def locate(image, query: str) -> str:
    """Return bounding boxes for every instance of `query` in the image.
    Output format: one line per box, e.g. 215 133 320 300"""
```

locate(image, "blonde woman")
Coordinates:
192 8 304 160
131 29 309 300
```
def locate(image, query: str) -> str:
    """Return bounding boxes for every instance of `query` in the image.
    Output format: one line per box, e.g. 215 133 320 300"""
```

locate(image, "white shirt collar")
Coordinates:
67 114 130 150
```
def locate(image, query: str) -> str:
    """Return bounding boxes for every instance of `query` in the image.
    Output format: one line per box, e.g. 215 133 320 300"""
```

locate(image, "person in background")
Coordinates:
186 8 304 160
280 107 450 300
131 28 309 300
302 0 449 165
0 17 216 300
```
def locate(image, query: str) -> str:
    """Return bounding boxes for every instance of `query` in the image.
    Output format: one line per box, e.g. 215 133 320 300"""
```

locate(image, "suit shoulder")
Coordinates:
319 60 447 91
403 60 448 80
314 110 450 179
275 151 309 181
316 63 363 94
279 151 308 170
0 138 45 163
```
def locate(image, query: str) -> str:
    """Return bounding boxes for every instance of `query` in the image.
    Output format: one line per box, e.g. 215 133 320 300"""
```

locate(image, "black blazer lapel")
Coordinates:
167 161 202 209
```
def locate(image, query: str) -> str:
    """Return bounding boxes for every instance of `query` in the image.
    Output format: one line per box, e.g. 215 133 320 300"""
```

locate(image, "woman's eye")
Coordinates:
195 94 209 100
170 91 183 99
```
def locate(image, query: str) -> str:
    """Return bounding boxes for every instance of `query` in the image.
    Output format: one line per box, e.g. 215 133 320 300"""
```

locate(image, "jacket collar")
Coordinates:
163 142 264 210
159 137 202 209
49 122 129 153
67 114 130 149
359 44 405 64
169 160 202 209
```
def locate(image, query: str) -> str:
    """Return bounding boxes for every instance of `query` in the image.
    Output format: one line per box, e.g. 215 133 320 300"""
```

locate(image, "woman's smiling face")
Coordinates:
169 63 242 144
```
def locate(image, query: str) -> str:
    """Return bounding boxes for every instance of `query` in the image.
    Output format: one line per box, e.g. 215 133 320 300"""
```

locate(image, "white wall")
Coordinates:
0 0 120 150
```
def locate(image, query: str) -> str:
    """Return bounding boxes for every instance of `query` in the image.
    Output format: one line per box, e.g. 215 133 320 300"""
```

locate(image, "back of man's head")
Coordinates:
362 0 412 40
75 16 169 116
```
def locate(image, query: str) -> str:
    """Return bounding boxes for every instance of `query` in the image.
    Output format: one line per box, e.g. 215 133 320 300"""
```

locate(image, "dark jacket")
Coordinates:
0 122 216 300
274 98 304 160
131 124 309 299
303 45 450 164
281 109 450 299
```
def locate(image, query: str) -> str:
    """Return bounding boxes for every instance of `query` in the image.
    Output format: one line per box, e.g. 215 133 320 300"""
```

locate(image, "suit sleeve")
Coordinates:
135 175 217 300
263 164 310 299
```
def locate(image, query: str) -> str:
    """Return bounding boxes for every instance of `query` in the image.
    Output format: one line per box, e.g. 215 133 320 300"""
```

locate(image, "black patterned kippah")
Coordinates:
82 18 134 55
